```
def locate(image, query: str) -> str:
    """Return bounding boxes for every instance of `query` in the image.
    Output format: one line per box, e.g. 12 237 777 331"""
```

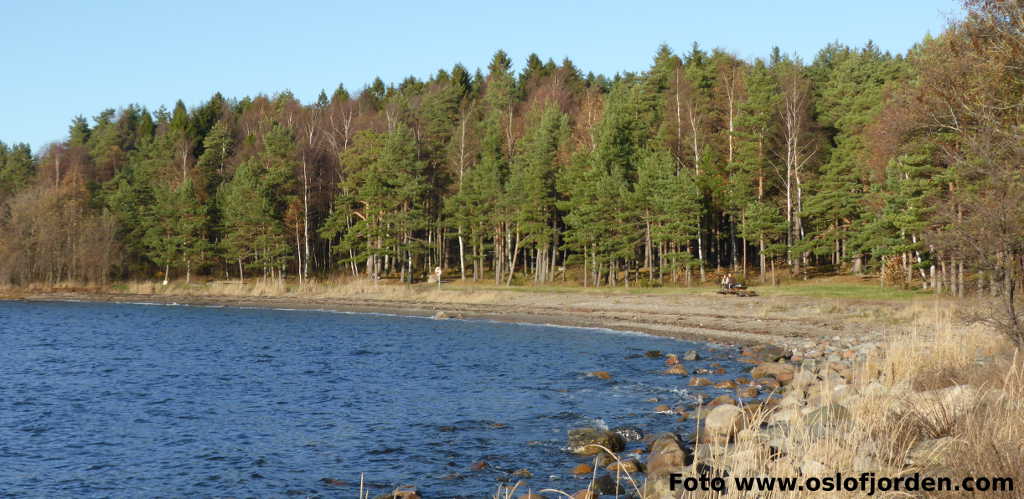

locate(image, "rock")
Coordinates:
715 380 737 389
512 468 533 478
736 428 770 443
737 386 759 398
606 459 643 473
664 353 680 366
724 447 767 476
593 474 625 495
904 385 980 421
587 371 612 380
568 428 626 455
517 494 544 499
703 404 744 441
750 362 796 385
470 461 489 470
801 458 828 476
734 377 751 384
595 452 617 467
745 344 790 362
757 377 782 390
572 463 594 475
769 407 802 425
688 376 713 386
571 490 596 499
706 394 736 408
805 403 852 437
662 364 689 375
778 391 804 409
320 478 345 486
644 350 663 358
654 404 672 413
682 350 701 361
714 367 727 375
907 437 955 467
374 487 421 499
791 369 818 389
645 433 690 475
432 311 449 320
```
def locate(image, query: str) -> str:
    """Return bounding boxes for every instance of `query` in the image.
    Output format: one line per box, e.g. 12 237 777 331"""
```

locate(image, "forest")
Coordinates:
0 0 1021 303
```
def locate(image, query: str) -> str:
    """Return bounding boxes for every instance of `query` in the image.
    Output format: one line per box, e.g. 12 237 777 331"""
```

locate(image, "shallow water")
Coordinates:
0 300 750 497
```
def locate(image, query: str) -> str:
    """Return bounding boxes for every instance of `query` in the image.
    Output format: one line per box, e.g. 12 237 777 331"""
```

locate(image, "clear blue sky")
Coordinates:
2 1 960 151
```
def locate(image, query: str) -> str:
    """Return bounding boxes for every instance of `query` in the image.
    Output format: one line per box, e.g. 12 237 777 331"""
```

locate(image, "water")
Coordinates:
0 300 750 497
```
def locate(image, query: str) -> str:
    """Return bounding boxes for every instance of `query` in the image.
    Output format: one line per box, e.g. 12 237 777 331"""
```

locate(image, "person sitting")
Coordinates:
721 273 735 290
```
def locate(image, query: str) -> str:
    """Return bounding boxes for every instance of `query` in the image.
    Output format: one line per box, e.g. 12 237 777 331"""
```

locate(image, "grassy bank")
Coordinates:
2 274 928 302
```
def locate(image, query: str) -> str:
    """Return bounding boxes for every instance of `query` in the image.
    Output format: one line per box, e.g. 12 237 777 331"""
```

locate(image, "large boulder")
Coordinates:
702 404 745 442
804 403 852 438
903 384 980 421
644 432 690 475
907 437 955 467
751 362 796 385
568 428 626 455
642 433 691 498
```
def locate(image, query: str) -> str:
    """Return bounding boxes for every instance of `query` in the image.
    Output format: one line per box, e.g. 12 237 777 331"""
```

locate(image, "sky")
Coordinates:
2 1 961 151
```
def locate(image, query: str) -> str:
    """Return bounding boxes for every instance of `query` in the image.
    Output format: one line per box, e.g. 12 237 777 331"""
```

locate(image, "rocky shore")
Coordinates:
11 288 1012 499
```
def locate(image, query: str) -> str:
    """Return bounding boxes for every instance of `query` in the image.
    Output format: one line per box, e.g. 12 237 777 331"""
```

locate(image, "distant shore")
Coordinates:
0 278 908 349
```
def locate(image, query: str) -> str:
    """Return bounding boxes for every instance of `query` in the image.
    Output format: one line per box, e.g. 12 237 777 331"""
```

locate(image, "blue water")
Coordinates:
0 300 748 497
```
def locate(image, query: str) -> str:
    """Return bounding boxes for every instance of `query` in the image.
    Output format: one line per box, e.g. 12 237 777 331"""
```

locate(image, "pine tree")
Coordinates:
143 178 209 283
0 142 34 201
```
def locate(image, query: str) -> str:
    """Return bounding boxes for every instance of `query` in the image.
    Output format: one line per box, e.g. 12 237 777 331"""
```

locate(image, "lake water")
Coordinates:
0 300 749 497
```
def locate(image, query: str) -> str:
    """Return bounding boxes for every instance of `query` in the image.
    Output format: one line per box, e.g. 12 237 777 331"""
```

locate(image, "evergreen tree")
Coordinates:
143 178 209 283
0 142 34 201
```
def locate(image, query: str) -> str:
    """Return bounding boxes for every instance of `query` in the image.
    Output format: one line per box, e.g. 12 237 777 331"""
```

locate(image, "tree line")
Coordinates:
1 1 1021 308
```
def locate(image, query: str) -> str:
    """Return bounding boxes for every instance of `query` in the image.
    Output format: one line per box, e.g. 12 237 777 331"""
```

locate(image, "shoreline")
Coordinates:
1 288 874 349
7 287 1012 499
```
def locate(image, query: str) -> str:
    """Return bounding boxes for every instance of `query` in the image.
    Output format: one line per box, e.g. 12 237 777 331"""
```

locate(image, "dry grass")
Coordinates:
109 277 511 306
538 302 1023 499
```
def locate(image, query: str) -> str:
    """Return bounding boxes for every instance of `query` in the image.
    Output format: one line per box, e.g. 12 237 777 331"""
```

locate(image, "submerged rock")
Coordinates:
688 376 713 386
568 428 626 455
662 364 688 375
572 463 593 475
606 458 643 473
